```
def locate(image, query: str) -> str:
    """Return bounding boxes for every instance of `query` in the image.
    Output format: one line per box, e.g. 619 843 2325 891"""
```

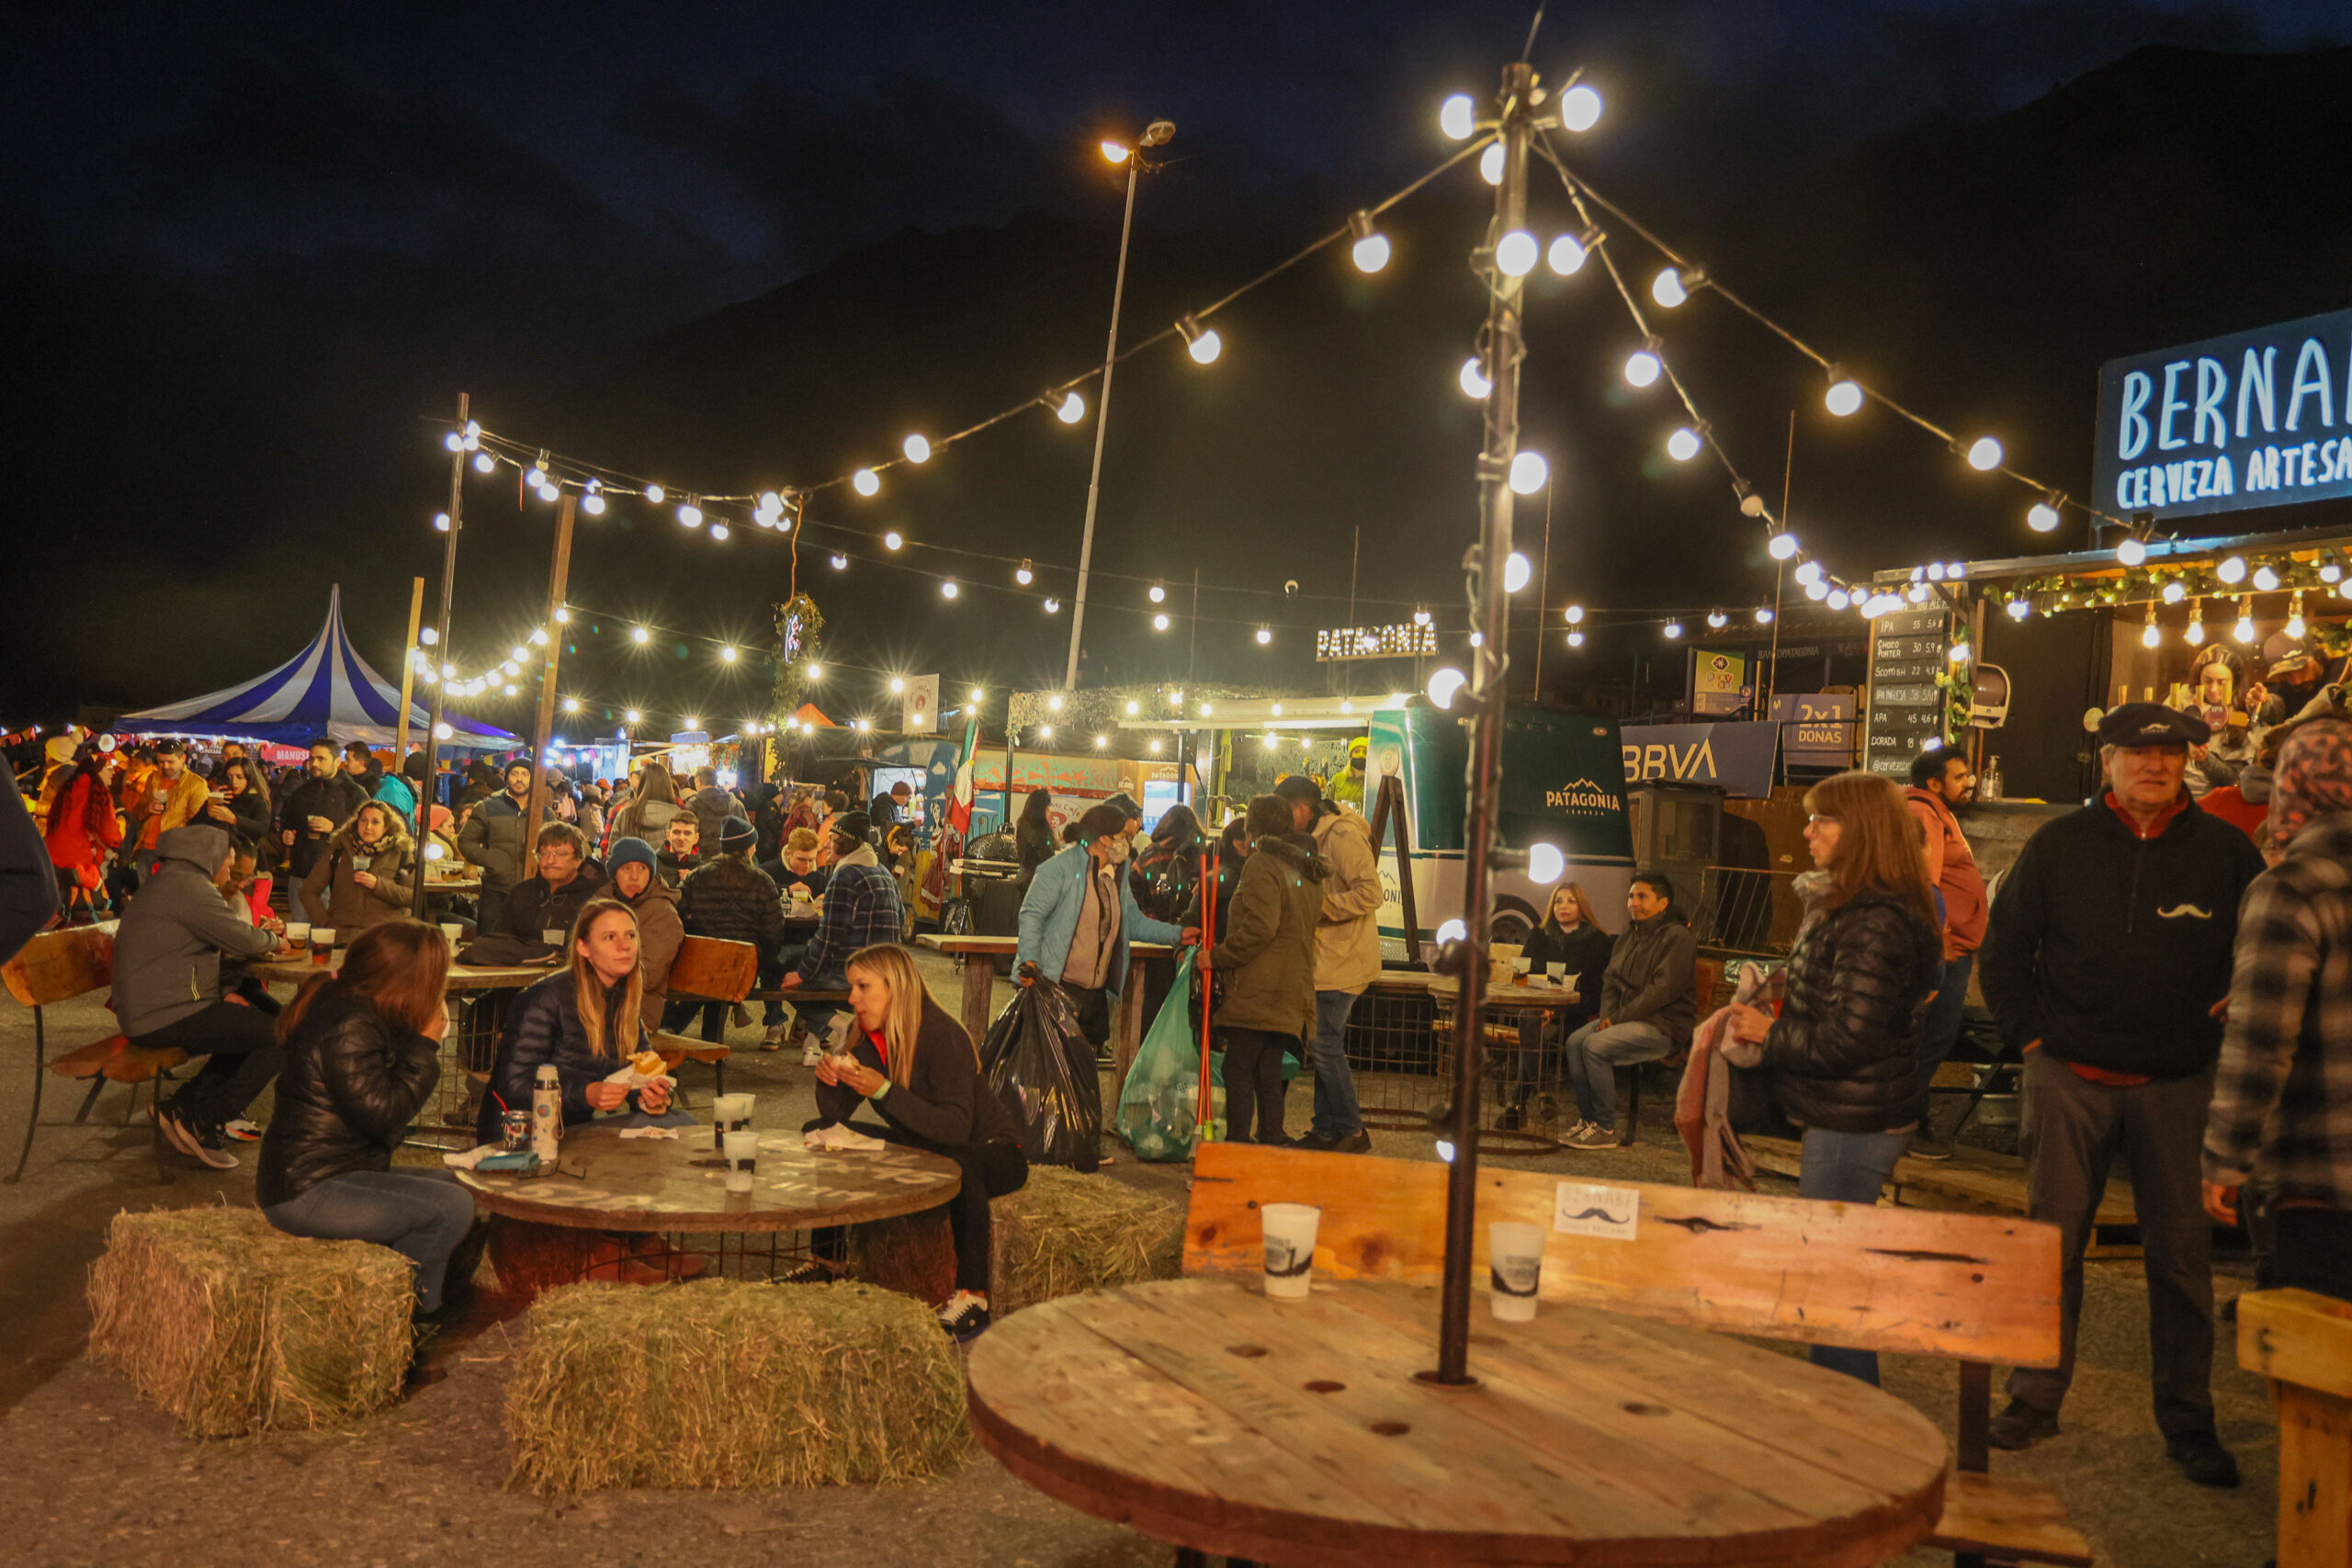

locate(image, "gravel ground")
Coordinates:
0 952 2282 1567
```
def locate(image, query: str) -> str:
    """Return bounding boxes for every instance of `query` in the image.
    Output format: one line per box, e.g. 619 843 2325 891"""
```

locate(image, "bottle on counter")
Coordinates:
1979 755 2004 802
531 1064 564 1162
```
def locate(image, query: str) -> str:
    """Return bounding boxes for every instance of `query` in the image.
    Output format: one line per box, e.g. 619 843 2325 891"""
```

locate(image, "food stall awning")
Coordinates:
1872 518 2352 587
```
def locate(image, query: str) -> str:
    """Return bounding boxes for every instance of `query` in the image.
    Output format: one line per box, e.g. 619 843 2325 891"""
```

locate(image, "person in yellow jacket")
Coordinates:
1328 737 1369 807
129 739 214 853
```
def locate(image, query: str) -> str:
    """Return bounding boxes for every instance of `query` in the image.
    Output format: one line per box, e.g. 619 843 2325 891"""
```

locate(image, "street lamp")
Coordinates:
1064 117 1175 691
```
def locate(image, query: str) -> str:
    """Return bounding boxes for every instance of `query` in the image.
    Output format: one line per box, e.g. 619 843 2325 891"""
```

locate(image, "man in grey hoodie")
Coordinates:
116 824 288 1168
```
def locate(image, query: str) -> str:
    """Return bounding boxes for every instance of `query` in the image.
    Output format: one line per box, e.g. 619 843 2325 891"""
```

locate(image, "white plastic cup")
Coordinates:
723 1129 759 1193
711 1092 753 1150
1260 1203 1322 1300
438 921 463 945
1546 962 1566 983
285 921 311 952
1487 1221 1546 1322
310 927 337 964
541 928 566 948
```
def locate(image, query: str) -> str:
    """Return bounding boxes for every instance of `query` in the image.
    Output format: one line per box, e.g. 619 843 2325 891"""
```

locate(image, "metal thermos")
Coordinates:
531 1065 564 1163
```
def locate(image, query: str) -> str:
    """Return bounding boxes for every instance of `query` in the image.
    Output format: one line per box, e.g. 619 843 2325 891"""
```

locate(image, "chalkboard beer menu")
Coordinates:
1865 606 1951 778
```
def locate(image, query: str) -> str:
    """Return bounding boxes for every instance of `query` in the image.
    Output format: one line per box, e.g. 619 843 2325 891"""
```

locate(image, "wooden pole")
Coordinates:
523 495 576 837
412 393 467 920
393 576 425 758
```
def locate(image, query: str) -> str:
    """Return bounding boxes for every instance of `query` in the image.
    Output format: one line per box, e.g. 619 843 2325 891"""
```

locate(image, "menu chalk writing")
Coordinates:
1865 606 1951 778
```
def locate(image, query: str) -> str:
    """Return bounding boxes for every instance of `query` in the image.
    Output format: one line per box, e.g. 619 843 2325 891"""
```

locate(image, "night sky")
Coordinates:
6 0 2348 735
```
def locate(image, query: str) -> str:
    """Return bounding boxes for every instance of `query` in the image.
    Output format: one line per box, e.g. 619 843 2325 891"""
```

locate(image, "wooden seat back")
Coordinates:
2238 1289 2352 1568
665 935 757 1003
1185 1142 2062 1369
3 926 114 1009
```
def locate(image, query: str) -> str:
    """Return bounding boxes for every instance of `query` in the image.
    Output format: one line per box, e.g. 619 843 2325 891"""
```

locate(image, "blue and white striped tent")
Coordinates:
117 586 518 751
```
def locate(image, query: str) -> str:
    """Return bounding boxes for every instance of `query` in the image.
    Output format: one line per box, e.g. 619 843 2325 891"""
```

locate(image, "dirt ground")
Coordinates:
0 951 2283 1567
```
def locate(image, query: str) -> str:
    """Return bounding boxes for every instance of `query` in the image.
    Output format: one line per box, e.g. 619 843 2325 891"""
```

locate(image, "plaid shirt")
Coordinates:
2203 814 2352 1206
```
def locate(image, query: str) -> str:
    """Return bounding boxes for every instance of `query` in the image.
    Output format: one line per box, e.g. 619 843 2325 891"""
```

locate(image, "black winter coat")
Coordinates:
1978 794 2267 1078
282 773 370 878
1521 920 1614 987
813 995 1023 1149
499 869 609 943
1761 882 1944 1134
258 987 440 1207
678 853 786 952
478 971 650 1144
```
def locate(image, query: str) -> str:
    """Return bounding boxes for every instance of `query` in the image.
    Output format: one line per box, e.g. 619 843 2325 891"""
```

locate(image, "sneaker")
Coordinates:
1986 1399 2060 1451
162 1110 239 1170
1564 1122 1621 1151
801 1039 826 1067
938 1291 991 1342
760 1023 789 1052
221 1118 264 1143
2166 1432 2240 1488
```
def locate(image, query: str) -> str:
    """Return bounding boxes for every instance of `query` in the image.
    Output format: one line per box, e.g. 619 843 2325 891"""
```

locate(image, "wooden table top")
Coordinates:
1367 970 1582 1009
967 1276 1946 1568
249 955 557 990
456 1122 961 1235
918 933 1175 958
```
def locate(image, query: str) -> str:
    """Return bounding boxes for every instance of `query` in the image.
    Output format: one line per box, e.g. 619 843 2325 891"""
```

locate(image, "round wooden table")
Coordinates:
967 1276 1948 1568
458 1122 963 1297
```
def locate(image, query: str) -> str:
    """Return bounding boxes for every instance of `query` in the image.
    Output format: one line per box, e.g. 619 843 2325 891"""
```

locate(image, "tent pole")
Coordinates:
413 393 467 920
394 576 424 758
523 495 576 840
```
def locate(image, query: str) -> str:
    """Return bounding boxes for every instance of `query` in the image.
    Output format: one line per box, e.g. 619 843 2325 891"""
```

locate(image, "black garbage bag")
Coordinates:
981 974 1102 1172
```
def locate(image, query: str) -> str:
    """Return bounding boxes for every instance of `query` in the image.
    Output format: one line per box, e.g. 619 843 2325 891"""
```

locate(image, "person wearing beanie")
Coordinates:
606 835 683 1033
2204 718 2352 1304
1272 773 1378 1154
1204 794 1327 1144
781 808 904 1051
1979 701 2265 1482
663 814 786 1044
1015 802 1187 1055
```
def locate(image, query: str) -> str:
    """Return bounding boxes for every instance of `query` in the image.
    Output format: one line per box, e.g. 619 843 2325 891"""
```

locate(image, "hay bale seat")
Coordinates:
988 1165 1184 1316
86 1207 415 1438
506 1279 970 1493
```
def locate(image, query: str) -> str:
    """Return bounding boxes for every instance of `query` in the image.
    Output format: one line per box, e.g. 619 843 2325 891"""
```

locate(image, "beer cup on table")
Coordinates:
1487 1222 1546 1322
285 921 311 955
311 928 336 965
723 1130 759 1193
1260 1203 1321 1301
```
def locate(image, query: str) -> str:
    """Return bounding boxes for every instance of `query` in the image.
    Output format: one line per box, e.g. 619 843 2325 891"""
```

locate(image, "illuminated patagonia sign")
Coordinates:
2094 307 2352 521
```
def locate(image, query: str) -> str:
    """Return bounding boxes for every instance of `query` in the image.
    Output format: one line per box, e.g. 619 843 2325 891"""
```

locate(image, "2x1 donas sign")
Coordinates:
2093 307 2352 523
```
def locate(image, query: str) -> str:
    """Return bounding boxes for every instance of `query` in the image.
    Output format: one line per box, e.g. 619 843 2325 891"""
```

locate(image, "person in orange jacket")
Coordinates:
127 739 211 853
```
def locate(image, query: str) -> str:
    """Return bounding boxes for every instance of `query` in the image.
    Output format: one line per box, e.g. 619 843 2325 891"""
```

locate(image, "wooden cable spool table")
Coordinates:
967 1275 1948 1568
457 1122 963 1298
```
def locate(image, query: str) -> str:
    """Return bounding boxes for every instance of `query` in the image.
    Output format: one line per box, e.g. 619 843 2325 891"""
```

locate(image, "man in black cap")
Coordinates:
1978 702 2266 1484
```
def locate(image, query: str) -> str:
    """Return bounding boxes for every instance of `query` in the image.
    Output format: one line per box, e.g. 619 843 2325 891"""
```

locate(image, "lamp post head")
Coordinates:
1141 119 1175 147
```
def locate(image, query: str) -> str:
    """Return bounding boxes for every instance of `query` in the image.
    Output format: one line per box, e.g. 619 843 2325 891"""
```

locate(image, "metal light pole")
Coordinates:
1432 62 1536 1387
1063 120 1173 691
413 392 468 919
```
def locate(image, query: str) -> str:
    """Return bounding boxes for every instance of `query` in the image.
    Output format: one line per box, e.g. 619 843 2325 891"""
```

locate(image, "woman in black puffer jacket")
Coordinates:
1726 769 1943 1386
260 920 479 1316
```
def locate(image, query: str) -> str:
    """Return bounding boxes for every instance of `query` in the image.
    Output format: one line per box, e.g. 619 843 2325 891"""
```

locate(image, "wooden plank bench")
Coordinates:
2237 1288 2352 1568
1186 1142 2089 1567
1746 1134 2143 1258
2 924 179 1184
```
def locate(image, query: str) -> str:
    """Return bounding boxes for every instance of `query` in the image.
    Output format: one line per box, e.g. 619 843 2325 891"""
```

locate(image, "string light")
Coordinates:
1502 552 1532 592
852 468 880 497
582 493 605 515
473 452 496 473
643 484 666 504
1767 532 1798 561
1095 735 1110 750
1666 427 1702 462
1148 583 1166 604
888 676 906 694
1153 613 1171 630
831 553 849 570
1563 604 1585 624
1055 391 1086 424
562 697 581 714
631 626 650 644
2116 537 2145 567
2288 592 2307 640
883 530 904 550
1754 607 1774 624
1478 142 1505 185
1623 346 1662 388
1964 436 2004 471
806 662 824 681
718 645 738 662
1043 597 1060 613
1507 451 1548 494
677 501 703 528
2235 596 2257 643
1650 267 1690 308
2006 597 2031 621
708 523 729 541
1177 314 1222 365
1048 694 1064 711
1663 621 1683 639
433 512 450 532
1015 558 1035 585
1426 667 1467 709
1347 210 1390 274
940 581 958 599
1256 626 1273 645
2253 563 2281 592
1566 630 1585 647
2142 603 2161 649
2218 556 2248 584
1706 610 1727 629
1439 93 1476 141
1546 232 1588 276
902 434 932 464
1558 83 1603 132
1458 355 1492 399
1494 230 1538 276
2162 581 2187 604
419 627 439 646
2028 493 2062 532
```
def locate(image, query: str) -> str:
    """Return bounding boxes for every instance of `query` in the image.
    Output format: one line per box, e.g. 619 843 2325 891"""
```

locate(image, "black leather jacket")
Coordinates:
477 970 651 1144
1761 879 1944 1134
257 987 440 1207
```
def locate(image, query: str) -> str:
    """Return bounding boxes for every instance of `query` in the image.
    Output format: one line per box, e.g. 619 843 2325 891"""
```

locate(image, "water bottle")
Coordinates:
1980 755 2004 802
531 1065 564 1163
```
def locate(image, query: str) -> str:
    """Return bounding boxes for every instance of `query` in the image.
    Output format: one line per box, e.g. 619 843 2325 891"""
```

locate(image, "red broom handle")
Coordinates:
1196 846 1216 1150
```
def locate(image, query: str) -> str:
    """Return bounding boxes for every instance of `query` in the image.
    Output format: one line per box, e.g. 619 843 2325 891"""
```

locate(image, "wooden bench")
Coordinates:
2237 1288 2352 1568
2 924 180 1184
1186 1142 2088 1567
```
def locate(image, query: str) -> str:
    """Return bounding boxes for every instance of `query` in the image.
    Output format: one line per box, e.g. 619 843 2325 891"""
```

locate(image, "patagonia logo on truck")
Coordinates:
1546 777 1623 813
2156 903 2214 920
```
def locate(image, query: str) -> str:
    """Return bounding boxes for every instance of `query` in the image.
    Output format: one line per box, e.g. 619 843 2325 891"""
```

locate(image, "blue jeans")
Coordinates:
1916 953 1973 1100
265 1170 478 1312
1796 1126 1911 1383
1309 989 1365 1141
1564 1020 1671 1132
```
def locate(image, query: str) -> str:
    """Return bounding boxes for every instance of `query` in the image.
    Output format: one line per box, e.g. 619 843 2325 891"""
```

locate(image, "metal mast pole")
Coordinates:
1062 159 1141 691
413 393 467 919
1432 63 1534 1386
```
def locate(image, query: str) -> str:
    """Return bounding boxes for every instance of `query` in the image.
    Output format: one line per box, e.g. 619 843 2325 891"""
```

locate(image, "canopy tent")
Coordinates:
116 586 518 752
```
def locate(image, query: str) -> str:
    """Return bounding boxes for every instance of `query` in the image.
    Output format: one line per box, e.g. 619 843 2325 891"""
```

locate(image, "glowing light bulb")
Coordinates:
1666 427 1702 462
1350 227 1390 275
1755 607 1775 624
1822 378 1864 418
1508 451 1548 495
707 523 728 541
444 432 464 453
719 645 738 662
1153 613 1170 631
503 683 517 697
1663 621 1683 639
1125 699 1140 716
2254 564 2280 592
1148 584 1166 604
1547 233 1587 276
805 663 823 681
562 697 581 714
1558 83 1602 131
644 483 665 504
1047 694 1064 712
1950 640 1973 665
1148 739 1162 754
1043 598 1060 613
1827 590 1851 611
473 452 496 473
2289 595 2308 638
2184 616 2205 644
1458 356 1491 400
419 627 439 647
883 530 903 550
902 434 931 464
940 581 958 599
1438 93 1476 140
830 553 848 570
1255 626 1272 645
1426 667 1467 709
2029 501 2060 533
1805 580 1829 601
1707 610 1727 628
1528 843 1565 883
631 626 651 644
1768 532 1798 561
1478 142 1504 185
677 502 703 528
852 468 879 497
1650 268 1688 308
1015 559 1035 585
1965 436 2004 471
1100 139 1130 164
1056 391 1085 423
683 716 701 732
1793 561 1823 586
1094 735 1109 750
1179 316 1222 364
888 677 906 694
1566 630 1585 647
1624 349 1662 388
1503 552 1532 592
1494 230 1538 276
1198 702 1213 716
625 709 642 724
582 493 605 515
434 722 452 740
2118 538 2147 568
2218 556 2247 584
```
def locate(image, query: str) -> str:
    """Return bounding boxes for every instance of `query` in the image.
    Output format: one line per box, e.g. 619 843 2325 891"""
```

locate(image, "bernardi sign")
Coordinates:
2093 307 2352 522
